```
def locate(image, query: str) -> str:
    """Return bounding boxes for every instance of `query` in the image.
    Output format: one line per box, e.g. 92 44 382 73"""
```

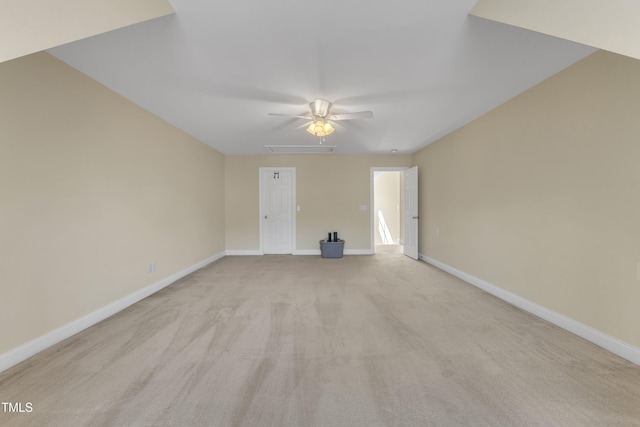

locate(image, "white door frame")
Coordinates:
259 167 296 255
370 167 408 254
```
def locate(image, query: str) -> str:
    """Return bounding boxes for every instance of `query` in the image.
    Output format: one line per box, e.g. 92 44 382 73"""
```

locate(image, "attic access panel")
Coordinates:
264 145 337 154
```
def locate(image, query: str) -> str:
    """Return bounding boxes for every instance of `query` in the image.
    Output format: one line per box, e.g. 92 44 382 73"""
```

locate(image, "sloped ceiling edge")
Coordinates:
470 0 640 60
1 0 174 63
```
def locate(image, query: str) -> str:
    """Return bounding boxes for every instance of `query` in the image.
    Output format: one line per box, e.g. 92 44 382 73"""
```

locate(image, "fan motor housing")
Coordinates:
310 99 331 118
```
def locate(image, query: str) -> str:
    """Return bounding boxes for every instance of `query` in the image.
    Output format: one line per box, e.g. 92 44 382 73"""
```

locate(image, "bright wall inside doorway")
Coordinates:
374 171 403 245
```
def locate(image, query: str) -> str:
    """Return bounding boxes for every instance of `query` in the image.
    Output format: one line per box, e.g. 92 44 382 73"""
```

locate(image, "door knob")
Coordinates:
264 215 268 219
412 216 419 219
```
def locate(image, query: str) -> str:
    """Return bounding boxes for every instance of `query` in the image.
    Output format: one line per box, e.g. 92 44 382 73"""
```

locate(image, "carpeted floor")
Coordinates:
1 252 640 426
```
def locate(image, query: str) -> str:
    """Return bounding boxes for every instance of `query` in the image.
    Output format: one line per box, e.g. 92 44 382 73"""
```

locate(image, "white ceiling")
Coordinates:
48 0 595 155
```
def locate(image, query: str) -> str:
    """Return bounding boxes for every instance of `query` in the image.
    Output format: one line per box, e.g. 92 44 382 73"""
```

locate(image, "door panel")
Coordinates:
261 169 294 254
403 166 419 260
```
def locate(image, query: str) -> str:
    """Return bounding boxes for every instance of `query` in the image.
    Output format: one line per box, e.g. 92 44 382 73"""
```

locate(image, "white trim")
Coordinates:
370 167 408 255
345 249 374 255
419 254 640 366
230 249 374 256
293 249 373 256
225 250 263 256
0 252 226 374
293 249 321 255
259 167 296 255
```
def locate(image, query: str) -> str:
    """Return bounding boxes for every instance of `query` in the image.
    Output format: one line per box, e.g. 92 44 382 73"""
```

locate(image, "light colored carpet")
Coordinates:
1 253 640 426
375 244 404 254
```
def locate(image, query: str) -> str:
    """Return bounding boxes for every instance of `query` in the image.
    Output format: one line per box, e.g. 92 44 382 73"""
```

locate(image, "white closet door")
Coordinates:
261 168 294 254
403 166 419 260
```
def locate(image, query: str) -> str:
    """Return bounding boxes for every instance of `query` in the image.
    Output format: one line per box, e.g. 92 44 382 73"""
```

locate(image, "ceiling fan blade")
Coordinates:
269 117 302 132
295 121 313 130
331 120 349 130
329 111 373 120
268 113 314 119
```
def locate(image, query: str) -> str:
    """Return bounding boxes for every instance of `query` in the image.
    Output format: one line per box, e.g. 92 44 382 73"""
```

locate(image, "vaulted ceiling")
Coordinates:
9 0 606 154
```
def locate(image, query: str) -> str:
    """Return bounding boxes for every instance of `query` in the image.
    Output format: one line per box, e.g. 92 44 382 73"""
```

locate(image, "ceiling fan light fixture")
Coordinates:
269 98 370 138
310 99 331 117
306 120 334 137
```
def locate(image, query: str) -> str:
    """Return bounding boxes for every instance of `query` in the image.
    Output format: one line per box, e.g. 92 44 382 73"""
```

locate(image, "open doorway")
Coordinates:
371 169 405 255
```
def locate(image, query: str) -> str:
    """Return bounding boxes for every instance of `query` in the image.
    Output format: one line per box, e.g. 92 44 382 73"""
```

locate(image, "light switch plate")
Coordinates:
359 205 368 211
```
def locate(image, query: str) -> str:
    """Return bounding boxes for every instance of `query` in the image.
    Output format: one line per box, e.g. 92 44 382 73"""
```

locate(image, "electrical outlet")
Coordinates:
149 262 156 273
435 227 440 237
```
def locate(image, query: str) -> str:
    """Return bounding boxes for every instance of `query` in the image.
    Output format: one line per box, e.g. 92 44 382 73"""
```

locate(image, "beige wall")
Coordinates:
0 53 225 355
225 155 410 251
374 172 401 245
412 50 640 348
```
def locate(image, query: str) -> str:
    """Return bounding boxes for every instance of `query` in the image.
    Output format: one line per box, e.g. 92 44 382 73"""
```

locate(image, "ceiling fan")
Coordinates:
268 99 373 137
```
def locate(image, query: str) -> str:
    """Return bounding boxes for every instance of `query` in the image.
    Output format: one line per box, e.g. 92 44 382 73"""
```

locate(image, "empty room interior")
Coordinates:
2 0 640 425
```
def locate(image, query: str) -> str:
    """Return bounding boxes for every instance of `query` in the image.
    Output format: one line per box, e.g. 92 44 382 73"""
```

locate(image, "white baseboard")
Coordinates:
344 249 374 255
293 249 373 256
225 250 263 256
293 249 321 255
0 251 226 374
419 254 640 366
